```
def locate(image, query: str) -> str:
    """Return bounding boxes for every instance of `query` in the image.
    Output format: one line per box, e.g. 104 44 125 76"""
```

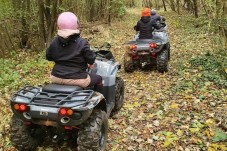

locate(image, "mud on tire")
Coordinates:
157 49 169 73
77 109 108 151
113 77 124 112
10 115 44 151
123 53 135 73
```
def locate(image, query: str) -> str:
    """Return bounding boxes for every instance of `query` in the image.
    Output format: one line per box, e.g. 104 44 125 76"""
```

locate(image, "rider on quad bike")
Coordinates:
10 12 124 151
125 8 170 73
150 9 161 22
150 9 167 30
47 12 103 92
134 8 159 39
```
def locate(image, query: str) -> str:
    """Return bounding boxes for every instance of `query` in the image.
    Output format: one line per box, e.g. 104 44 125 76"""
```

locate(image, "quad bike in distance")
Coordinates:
125 19 170 73
9 43 124 151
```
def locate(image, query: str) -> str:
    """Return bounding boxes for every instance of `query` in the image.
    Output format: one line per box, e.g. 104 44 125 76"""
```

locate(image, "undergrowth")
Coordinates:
0 51 49 97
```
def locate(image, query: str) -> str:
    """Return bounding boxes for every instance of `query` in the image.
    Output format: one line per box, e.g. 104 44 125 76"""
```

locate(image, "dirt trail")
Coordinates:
103 8 227 151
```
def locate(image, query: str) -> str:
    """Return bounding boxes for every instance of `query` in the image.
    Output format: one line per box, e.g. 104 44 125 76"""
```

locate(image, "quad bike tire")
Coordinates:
10 115 44 151
157 49 169 73
167 43 171 61
77 109 108 151
113 77 125 112
123 53 135 73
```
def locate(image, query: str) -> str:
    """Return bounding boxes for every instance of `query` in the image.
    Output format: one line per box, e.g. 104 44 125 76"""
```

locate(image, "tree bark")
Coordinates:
162 0 167 11
201 0 208 16
176 0 180 14
46 0 58 47
169 0 176 12
193 0 198 18
38 0 46 47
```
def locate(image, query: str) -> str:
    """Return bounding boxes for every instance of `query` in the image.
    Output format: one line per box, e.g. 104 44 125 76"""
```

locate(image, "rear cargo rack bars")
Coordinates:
11 86 94 107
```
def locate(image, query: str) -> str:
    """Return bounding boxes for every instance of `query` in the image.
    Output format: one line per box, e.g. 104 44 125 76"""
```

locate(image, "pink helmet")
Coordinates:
57 12 79 30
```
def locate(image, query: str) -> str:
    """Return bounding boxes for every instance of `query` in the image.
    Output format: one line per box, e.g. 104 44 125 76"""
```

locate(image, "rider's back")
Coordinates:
135 16 156 39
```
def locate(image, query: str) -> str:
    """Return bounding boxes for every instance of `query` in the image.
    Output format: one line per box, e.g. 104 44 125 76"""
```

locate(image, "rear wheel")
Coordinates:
10 115 44 151
157 49 169 73
113 77 124 112
123 53 135 73
77 109 108 151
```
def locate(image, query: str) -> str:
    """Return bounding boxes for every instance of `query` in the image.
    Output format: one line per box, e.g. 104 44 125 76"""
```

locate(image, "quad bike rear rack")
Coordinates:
11 86 95 108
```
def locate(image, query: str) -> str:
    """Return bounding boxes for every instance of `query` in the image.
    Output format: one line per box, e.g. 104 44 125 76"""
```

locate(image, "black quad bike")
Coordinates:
9 43 124 151
125 18 170 73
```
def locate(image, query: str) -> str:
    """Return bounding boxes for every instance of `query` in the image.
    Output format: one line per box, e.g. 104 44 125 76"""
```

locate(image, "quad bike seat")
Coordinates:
42 83 83 93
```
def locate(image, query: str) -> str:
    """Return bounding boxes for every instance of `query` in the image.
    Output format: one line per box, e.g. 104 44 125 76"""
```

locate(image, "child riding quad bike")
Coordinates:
125 15 170 73
9 43 125 151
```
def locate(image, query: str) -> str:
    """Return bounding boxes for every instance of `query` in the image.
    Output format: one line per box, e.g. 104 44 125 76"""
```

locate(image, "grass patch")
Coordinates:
189 52 227 88
0 51 49 96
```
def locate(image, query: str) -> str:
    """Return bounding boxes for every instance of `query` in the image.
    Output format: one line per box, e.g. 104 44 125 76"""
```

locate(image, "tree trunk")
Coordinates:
162 0 167 11
143 0 152 7
20 0 29 48
38 0 46 47
176 0 180 14
108 0 111 25
224 29 227 49
169 0 176 12
193 0 198 18
222 0 227 49
201 0 208 16
46 0 58 47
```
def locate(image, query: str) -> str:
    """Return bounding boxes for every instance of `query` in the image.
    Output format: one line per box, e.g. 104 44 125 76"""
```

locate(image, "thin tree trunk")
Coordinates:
177 0 180 14
46 0 58 47
224 30 227 49
169 0 176 12
201 0 208 16
108 0 111 25
193 0 198 18
38 0 46 47
162 0 167 11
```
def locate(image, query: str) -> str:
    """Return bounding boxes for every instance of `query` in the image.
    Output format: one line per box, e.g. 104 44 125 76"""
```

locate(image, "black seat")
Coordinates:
42 84 83 93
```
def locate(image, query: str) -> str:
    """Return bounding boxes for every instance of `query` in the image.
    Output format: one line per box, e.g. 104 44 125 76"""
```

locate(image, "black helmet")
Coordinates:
151 9 156 15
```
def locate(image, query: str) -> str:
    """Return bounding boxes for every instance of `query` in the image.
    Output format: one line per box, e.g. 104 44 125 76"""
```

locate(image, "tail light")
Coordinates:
59 108 74 116
129 44 137 50
14 104 27 112
149 43 157 49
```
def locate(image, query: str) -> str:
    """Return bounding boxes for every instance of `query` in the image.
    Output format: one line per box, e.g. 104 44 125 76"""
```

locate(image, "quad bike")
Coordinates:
9 43 124 151
126 18 170 73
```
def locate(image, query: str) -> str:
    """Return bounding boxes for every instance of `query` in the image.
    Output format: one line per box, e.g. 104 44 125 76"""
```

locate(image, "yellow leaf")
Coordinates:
163 139 172 148
189 128 200 133
177 130 183 136
148 113 155 118
220 145 227 151
208 143 219 151
205 119 214 127
185 95 193 99
170 102 179 109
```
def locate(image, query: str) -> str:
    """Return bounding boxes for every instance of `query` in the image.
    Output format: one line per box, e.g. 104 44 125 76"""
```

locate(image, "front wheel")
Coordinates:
113 77 125 112
10 115 44 151
77 109 108 151
157 49 169 73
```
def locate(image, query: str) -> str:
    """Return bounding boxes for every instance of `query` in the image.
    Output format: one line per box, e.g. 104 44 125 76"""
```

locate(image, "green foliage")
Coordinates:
0 51 49 95
190 53 227 88
111 0 126 18
0 0 13 19
212 128 227 142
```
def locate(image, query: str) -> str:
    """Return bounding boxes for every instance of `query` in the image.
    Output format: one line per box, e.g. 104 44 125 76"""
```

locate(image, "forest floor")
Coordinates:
0 8 226 151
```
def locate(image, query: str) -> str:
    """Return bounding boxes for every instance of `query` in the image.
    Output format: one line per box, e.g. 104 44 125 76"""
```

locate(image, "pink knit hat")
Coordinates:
57 12 79 30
